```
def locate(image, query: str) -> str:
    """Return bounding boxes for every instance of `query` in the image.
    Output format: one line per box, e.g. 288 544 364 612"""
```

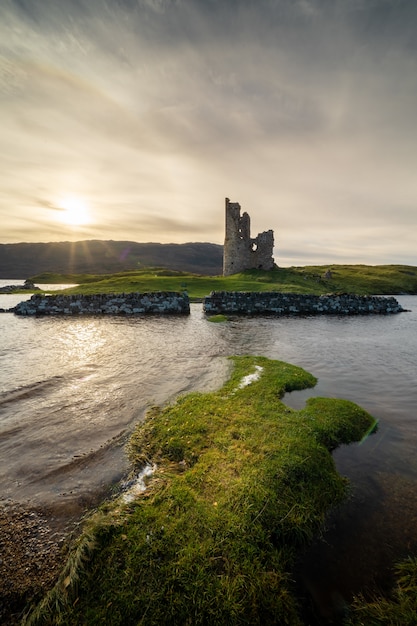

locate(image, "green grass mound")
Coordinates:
25 357 376 626
206 314 228 323
30 264 417 298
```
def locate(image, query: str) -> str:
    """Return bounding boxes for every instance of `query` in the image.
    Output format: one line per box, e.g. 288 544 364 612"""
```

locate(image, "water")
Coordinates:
1 284 416 615
0 298 232 510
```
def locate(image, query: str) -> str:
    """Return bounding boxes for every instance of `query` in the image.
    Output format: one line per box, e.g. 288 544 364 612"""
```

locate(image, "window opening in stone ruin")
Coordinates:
251 242 258 252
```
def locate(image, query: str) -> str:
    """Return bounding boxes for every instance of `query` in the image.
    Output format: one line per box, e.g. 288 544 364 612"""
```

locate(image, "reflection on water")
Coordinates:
0 307 233 506
0 296 416 615
58 319 108 363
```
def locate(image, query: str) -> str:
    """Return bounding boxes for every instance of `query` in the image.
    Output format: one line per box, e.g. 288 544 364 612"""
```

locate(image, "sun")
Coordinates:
59 197 91 226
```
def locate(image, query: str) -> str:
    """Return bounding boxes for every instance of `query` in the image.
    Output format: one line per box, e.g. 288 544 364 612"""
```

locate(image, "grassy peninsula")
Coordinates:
30 264 417 298
25 357 376 625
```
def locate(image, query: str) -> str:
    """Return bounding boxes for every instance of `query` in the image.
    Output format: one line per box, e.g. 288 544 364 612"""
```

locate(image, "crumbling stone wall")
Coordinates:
223 198 274 276
203 292 405 316
13 292 190 316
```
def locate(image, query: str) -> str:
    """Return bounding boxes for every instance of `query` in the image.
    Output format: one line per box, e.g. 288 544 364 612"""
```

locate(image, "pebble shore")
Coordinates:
0 501 76 624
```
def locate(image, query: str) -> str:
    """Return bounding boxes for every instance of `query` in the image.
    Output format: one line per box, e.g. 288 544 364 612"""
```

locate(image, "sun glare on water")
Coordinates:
59 197 91 226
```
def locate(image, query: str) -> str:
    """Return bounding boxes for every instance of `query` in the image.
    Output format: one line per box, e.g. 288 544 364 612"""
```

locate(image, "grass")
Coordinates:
347 557 417 625
206 314 229 323
24 356 376 626
29 265 417 299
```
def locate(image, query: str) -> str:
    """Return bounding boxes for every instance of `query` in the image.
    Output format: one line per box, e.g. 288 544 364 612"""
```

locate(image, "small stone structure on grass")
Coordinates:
223 198 274 276
0 279 40 293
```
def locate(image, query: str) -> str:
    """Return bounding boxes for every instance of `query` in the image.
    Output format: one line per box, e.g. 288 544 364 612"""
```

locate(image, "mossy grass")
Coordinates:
207 314 229 322
24 356 376 625
29 264 417 298
347 556 417 625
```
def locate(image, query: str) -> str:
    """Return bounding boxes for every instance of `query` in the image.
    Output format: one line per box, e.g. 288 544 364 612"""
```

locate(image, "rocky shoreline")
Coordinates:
0 500 73 624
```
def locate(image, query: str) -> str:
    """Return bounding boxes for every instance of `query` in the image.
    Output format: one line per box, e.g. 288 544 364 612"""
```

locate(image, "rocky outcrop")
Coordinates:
13 292 190 316
203 292 405 315
0 280 40 293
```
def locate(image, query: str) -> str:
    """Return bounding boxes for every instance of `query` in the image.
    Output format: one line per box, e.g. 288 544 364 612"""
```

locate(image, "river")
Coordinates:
1 282 416 615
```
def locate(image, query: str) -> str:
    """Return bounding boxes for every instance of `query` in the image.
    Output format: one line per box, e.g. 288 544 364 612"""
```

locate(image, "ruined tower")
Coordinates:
223 198 275 276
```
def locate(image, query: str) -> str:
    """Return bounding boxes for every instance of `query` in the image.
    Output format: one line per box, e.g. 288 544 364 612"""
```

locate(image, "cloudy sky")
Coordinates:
1 0 416 266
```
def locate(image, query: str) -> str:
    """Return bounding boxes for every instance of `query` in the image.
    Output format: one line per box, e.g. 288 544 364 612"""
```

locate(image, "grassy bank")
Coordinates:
24 356 376 625
30 264 417 299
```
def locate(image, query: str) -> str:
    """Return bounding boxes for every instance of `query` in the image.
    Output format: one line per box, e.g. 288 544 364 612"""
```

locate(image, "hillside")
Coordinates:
0 241 223 278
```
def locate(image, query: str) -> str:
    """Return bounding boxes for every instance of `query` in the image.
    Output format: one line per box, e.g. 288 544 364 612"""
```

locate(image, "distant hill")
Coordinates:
0 241 224 278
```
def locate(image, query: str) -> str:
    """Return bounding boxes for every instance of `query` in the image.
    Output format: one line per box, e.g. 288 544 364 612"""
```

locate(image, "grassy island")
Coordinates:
30 264 417 299
25 357 377 625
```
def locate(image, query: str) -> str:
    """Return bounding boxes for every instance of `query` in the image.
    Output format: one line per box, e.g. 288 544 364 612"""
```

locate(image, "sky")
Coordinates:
1 0 416 266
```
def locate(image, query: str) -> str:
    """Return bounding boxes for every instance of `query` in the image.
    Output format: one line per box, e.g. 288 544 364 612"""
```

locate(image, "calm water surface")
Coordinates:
1 284 416 613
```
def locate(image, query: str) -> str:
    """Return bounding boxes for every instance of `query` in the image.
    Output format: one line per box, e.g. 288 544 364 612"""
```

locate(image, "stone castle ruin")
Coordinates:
223 198 275 276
